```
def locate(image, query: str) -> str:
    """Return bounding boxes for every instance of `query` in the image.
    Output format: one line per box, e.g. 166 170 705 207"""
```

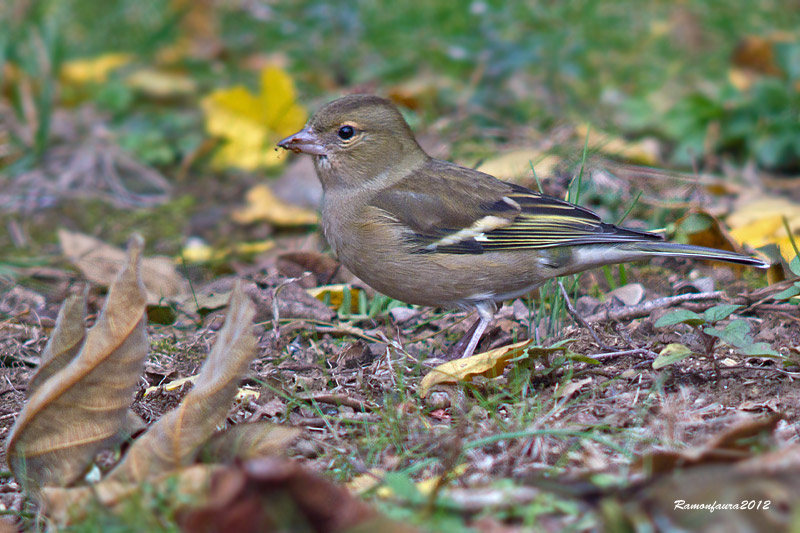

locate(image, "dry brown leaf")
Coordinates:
475 150 560 181
6 235 149 490
108 282 257 482
419 339 533 398
276 251 343 287
29 288 146 439
27 291 87 394
201 422 301 463
58 229 188 304
636 414 783 475
231 184 319 226
41 464 220 527
180 457 416 533
553 377 593 400
607 460 800 533
244 281 336 323
177 288 232 315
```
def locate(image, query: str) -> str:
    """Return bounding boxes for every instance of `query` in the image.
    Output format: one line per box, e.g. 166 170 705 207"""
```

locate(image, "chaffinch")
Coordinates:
279 95 768 359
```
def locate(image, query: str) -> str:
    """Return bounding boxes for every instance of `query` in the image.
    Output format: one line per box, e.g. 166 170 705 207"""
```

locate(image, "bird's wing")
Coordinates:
368 160 662 255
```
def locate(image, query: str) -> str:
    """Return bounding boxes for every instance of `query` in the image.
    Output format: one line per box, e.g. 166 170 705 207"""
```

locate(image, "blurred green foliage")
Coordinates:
4 1 797 118
662 41 800 171
2 0 799 167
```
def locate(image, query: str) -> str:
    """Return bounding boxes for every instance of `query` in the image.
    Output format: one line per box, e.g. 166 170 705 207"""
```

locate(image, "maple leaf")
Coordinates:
201 66 307 170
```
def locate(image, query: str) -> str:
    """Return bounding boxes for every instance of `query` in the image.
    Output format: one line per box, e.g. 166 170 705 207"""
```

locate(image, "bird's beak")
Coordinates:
277 128 327 156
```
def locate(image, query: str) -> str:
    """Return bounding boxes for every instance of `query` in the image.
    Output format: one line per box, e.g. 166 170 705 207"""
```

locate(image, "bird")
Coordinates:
278 94 768 359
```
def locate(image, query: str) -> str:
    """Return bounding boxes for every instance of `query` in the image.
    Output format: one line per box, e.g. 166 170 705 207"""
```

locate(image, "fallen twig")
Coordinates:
296 393 378 412
590 348 653 361
584 290 726 323
558 281 615 350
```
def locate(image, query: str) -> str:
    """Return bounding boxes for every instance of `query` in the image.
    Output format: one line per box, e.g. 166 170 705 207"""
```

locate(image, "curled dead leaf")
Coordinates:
108 282 258 483
201 422 301 463
27 291 88 394
40 464 221 527
6 235 150 490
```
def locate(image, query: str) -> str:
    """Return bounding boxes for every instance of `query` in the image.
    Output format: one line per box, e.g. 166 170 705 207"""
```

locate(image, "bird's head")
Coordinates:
278 95 427 189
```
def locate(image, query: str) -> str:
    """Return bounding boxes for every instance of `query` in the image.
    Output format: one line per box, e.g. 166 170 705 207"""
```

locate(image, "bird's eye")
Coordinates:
337 125 355 140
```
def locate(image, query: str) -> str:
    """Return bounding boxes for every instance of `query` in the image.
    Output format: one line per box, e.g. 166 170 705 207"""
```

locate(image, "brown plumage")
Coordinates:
279 95 768 359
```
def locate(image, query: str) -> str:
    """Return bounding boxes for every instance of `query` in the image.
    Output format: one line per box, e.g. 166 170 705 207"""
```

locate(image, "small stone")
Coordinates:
576 295 601 316
607 283 644 306
425 391 451 410
389 307 418 323
294 439 322 458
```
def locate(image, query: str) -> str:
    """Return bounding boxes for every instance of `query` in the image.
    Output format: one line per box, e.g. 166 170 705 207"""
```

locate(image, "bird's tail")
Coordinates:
623 242 769 268
570 242 769 272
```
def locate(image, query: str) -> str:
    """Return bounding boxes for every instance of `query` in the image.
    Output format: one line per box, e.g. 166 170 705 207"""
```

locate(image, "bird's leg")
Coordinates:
460 302 496 359
444 318 481 360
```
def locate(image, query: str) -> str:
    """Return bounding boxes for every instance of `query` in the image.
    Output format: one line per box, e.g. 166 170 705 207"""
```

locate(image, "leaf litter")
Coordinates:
3 93 800 531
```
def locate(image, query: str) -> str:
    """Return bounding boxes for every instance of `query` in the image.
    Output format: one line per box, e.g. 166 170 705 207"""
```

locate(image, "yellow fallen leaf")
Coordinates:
419 339 533 398
727 196 800 261
414 463 469 495
476 150 560 181
233 240 276 255
232 184 318 226
727 197 800 228
728 68 757 92
729 215 784 249
180 238 215 263
575 124 661 166
235 388 260 401
144 376 195 397
126 69 196 97
307 284 363 312
672 211 746 256
61 53 133 85
179 238 275 264
348 464 468 498
201 66 307 170
348 469 385 494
